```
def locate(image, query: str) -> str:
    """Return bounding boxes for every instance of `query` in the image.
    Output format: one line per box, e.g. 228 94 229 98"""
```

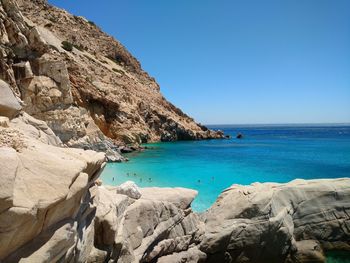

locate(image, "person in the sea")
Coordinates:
197 179 201 184
148 178 152 182
112 177 115 181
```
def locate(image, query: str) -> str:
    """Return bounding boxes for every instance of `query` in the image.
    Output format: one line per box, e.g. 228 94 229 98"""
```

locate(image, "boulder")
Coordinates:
140 187 198 209
200 179 350 263
90 185 202 262
114 198 194 262
290 240 326 263
11 113 62 146
12 61 34 80
116 181 142 199
236 133 243 139
0 79 22 118
0 115 106 261
94 186 130 246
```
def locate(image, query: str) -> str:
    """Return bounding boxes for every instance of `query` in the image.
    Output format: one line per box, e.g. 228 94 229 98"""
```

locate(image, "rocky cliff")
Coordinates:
1 0 222 153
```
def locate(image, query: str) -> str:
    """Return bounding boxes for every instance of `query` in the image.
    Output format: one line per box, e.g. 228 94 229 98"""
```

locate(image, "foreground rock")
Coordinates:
0 112 203 262
200 179 350 263
94 185 203 262
0 114 106 262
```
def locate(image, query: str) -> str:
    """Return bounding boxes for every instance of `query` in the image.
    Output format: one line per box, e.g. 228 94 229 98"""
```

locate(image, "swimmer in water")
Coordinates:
148 178 152 182
197 180 201 184
112 177 115 181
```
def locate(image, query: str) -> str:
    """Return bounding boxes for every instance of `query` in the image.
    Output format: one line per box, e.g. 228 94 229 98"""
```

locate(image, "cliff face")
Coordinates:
8 0 222 146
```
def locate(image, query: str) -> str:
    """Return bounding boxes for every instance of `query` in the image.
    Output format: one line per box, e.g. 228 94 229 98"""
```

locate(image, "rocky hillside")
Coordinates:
2 0 222 150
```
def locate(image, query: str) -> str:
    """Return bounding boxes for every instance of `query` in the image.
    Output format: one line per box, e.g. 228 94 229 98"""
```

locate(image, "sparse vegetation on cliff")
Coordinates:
61 40 73 51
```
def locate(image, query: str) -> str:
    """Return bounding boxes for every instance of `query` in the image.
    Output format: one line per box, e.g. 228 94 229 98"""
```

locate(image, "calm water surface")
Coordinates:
101 125 350 212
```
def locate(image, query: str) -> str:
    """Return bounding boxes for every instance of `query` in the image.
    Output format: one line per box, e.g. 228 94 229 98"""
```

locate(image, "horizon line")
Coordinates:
205 122 350 127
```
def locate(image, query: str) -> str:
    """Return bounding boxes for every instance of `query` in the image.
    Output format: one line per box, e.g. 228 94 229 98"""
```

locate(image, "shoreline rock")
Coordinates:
200 178 350 263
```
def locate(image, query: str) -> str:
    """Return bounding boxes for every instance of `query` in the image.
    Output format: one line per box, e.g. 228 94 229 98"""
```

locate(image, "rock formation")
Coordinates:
0 110 204 262
200 179 350 263
0 113 106 262
1 0 223 149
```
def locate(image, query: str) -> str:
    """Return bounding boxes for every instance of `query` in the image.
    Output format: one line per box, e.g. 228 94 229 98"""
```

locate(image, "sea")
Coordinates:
101 124 350 212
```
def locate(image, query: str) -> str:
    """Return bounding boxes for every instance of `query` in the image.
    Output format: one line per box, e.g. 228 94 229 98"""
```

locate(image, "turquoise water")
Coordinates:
101 125 350 212
326 251 350 263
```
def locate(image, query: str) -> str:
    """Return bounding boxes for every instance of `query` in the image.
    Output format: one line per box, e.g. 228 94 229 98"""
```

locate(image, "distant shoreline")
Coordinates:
206 123 350 128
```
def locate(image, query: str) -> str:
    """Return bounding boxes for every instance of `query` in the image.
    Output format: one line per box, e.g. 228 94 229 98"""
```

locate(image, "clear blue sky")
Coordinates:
49 0 350 124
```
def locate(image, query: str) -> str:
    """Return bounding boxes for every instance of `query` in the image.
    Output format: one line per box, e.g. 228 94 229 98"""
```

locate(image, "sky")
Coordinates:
48 0 350 125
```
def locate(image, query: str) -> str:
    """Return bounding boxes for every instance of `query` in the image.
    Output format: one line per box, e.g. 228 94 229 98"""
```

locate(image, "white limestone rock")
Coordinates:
200 178 350 263
116 180 142 199
0 79 22 119
140 187 198 209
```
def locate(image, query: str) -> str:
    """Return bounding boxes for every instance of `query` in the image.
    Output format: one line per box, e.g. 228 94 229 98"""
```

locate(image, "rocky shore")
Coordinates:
1 100 350 262
1 0 350 262
1 114 349 262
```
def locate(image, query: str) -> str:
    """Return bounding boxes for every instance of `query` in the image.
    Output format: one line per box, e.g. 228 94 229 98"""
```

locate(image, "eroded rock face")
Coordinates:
0 0 126 162
0 114 106 262
15 0 223 144
93 185 203 263
200 179 350 263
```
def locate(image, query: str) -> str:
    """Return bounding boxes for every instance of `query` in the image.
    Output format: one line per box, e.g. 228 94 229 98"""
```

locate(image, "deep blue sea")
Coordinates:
101 124 350 212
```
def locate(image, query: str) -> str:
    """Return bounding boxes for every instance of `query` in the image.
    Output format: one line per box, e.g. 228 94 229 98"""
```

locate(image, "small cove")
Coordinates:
101 124 350 212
